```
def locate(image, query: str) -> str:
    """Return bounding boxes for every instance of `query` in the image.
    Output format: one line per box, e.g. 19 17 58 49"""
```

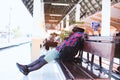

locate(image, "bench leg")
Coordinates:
91 54 94 67
90 56 102 74
99 57 102 72
84 52 91 65
87 52 90 63
94 57 102 73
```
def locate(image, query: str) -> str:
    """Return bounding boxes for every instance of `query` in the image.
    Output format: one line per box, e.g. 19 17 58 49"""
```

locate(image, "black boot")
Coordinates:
16 63 29 75
16 55 45 76
28 58 47 72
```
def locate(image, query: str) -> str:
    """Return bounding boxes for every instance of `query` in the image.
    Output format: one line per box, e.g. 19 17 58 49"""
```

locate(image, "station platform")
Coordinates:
0 38 119 80
0 40 66 80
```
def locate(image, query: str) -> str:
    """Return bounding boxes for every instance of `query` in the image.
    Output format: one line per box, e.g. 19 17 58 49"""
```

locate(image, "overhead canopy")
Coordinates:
21 0 120 31
22 0 79 27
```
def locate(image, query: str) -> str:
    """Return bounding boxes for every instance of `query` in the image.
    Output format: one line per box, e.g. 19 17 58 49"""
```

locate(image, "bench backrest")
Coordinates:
83 36 120 78
84 41 114 61
83 36 120 61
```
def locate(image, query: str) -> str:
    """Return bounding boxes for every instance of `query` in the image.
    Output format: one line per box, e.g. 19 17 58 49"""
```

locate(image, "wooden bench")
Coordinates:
57 36 120 80
83 36 120 79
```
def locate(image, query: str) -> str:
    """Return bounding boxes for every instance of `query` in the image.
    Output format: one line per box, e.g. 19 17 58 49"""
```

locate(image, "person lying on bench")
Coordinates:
16 26 85 76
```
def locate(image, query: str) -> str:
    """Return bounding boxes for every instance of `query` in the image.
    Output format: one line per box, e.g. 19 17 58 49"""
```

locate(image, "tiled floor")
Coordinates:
0 43 65 80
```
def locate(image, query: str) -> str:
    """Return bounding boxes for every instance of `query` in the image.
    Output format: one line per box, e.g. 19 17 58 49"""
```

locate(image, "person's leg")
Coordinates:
16 55 45 71
16 55 47 76
16 48 59 75
16 57 47 76
28 58 47 72
28 48 59 72
27 55 45 67
44 48 59 62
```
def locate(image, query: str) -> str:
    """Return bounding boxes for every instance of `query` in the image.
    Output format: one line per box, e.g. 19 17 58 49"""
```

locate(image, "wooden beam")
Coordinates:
111 17 120 23
88 0 97 11
95 13 102 17
113 5 120 10
95 0 102 9
111 21 120 31
82 0 93 14
90 16 101 22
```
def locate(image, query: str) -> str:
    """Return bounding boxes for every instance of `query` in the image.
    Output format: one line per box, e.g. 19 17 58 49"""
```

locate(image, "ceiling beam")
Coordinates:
44 0 78 5
111 17 120 23
95 0 102 9
88 0 97 11
82 0 93 14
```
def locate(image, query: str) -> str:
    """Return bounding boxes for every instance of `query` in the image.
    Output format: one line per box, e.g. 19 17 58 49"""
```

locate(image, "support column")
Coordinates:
75 4 80 22
31 0 45 61
57 24 60 30
33 0 45 37
61 20 64 30
101 0 111 36
66 15 69 31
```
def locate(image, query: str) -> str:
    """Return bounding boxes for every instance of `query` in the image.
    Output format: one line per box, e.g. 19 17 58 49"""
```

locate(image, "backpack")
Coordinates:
59 37 84 61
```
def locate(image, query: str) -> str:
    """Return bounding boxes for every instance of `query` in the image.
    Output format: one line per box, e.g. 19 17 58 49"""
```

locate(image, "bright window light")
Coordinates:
49 14 62 16
51 3 69 6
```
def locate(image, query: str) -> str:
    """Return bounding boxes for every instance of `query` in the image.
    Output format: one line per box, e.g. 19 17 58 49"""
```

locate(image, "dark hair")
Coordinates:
72 26 84 32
